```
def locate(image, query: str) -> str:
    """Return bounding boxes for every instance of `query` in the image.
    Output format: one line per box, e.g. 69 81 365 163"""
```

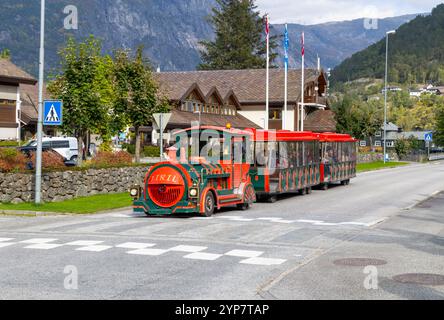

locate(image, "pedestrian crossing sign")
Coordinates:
43 100 63 126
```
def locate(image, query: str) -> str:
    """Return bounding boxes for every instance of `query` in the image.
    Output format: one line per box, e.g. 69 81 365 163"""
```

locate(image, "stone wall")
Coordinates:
0 166 149 204
358 152 384 163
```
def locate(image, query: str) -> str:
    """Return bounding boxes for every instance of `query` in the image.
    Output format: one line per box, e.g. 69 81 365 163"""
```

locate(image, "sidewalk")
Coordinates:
264 192 444 300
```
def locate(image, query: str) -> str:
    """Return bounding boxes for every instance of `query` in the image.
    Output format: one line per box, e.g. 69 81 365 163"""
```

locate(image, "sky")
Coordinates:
256 0 444 24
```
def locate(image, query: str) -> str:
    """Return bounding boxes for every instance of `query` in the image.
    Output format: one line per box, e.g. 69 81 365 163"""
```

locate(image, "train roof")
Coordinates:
249 129 318 142
316 133 358 142
173 126 254 136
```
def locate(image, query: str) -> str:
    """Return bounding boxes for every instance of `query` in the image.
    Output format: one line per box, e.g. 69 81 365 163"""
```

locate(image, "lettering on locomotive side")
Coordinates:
149 174 180 184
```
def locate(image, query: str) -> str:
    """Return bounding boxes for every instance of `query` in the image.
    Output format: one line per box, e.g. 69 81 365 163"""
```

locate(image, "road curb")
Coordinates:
0 206 133 217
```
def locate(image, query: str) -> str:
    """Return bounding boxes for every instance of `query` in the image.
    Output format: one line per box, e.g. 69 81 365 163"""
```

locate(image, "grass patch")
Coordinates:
357 161 409 173
0 193 132 214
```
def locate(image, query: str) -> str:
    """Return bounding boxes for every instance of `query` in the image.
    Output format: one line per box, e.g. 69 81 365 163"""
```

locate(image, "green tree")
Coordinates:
113 47 169 163
47 36 115 166
332 95 357 135
0 49 11 59
394 138 409 159
435 105 444 146
198 0 278 70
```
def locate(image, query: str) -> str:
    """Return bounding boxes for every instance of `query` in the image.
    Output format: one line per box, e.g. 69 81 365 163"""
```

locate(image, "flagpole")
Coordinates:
283 24 288 131
265 14 270 130
300 32 305 132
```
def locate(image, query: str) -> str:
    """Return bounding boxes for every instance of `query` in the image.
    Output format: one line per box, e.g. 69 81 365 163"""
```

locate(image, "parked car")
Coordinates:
19 137 79 166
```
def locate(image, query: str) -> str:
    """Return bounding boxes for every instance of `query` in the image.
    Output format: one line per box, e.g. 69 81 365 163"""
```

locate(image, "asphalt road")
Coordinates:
0 162 443 300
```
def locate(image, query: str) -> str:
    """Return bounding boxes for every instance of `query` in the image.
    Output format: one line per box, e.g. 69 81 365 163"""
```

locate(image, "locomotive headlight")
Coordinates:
189 188 199 198
130 187 140 199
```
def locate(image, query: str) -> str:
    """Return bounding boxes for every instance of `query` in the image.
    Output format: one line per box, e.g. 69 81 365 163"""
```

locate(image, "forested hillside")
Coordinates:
331 4 444 85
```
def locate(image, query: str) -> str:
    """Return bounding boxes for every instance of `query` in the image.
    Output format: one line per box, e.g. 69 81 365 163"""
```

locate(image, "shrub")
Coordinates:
123 143 136 155
142 146 160 158
91 151 133 167
0 141 19 147
30 150 66 170
0 148 27 172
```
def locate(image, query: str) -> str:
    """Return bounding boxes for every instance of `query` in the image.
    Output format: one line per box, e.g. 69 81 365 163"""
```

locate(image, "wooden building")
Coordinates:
155 68 334 133
0 59 37 141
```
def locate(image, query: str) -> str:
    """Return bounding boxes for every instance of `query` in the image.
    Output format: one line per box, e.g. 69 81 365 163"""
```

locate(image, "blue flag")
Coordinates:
284 24 289 70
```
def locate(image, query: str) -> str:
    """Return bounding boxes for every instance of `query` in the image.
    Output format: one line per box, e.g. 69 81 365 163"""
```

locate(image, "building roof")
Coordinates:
386 131 431 141
304 110 336 133
19 82 50 124
0 59 36 85
155 69 323 104
167 109 260 129
382 122 399 131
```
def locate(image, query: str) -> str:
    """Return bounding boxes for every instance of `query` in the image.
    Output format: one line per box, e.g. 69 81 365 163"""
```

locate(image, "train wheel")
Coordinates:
306 187 312 194
203 193 215 217
267 196 278 203
322 183 329 191
345 179 351 185
299 189 307 196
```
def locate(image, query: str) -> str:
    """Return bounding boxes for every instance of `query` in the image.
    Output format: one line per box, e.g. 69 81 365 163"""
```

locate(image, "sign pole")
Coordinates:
35 0 45 204
160 114 163 161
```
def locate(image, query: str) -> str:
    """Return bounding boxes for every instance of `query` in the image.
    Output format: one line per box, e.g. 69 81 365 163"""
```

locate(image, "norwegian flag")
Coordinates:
265 15 270 35
301 32 305 56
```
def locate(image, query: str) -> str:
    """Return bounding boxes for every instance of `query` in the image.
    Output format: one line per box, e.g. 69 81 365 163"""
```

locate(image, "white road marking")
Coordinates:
339 222 369 226
76 245 113 252
274 219 296 224
228 218 255 222
216 216 244 220
168 245 208 253
190 217 214 220
239 257 287 266
297 220 324 224
127 248 168 256
184 252 223 261
365 218 388 227
116 242 156 249
25 243 64 250
21 238 58 244
0 238 14 242
65 241 104 246
225 250 264 258
257 218 282 221
0 243 16 248
314 222 339 226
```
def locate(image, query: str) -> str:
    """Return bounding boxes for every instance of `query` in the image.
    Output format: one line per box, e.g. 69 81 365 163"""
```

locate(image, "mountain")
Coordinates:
0 0 420 77
272 14 419 70
331 4 444 85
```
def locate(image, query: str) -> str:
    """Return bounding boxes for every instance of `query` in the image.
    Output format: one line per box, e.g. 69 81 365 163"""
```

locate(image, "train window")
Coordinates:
279 142 289 169
300 142 305 166
287 142 297 168
255 142 278 169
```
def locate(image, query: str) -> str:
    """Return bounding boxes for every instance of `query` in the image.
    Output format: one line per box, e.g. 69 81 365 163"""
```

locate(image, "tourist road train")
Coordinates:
131 126 357 217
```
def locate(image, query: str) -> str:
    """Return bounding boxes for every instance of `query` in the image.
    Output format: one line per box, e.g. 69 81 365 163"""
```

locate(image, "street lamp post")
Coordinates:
384 30 396 164
35 0 46 204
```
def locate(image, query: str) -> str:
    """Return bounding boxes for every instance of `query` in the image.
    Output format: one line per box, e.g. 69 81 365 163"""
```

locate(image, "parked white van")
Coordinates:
23 137 79 162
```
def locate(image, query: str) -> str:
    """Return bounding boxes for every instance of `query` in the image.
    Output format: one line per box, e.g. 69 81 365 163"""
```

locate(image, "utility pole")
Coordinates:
384 30 396 164
35 0 46 204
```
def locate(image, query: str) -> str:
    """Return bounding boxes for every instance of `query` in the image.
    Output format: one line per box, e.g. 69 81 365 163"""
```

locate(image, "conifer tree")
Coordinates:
199 0 278 70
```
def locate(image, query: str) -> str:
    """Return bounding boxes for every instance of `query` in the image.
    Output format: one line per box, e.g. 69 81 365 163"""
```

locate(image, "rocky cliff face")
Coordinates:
0 0 419 76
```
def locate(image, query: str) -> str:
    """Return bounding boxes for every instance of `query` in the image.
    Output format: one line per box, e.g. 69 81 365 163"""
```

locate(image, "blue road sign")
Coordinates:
425 132 433 142
43 100 63 126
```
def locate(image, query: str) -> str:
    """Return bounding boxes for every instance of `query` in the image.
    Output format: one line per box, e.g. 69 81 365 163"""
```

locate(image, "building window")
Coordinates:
269 108 282 120
375 141 382 147
375 131 382 137
360 141 367 147
386 141 395 148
